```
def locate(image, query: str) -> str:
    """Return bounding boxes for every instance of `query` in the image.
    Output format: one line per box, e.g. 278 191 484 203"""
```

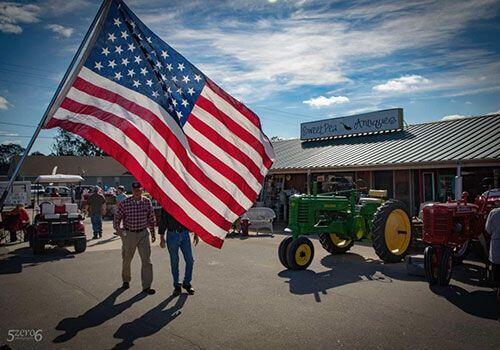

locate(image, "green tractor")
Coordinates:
278 183 412 270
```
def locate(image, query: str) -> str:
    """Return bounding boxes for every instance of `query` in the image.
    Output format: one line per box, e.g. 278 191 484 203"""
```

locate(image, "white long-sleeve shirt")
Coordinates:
486 207 500 264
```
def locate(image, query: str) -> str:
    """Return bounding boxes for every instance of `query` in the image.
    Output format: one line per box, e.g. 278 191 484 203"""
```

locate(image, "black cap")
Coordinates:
132 182 142 189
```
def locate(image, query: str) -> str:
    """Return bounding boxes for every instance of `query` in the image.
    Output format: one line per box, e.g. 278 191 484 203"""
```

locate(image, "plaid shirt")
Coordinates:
113 196 156 231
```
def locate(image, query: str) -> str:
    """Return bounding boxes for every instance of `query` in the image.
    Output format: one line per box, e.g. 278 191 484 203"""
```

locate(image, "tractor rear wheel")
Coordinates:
278 236 293 269
372 200 412 263
286 236 314 270
319 233 354 254
424 246 438 285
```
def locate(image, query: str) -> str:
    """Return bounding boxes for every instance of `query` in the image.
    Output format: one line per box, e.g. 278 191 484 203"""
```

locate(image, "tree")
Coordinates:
51 129 106 156
30 151 45 156
270 136 283 141
0 143 25 175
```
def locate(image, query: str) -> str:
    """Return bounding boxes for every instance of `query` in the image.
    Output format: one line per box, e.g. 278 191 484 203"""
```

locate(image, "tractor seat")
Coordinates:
359 197 383 204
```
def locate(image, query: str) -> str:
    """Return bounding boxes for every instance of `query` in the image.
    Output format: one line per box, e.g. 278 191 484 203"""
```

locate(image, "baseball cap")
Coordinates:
131 182 142 189
117 185 125 191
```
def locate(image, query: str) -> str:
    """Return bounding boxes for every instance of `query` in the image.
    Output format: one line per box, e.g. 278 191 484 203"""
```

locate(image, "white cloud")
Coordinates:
0 2 41 34
373 75 431 93
486 110 500 115
0 130 19 136
465 101 472 104
303 95 349 107
442 114 467 121
46 23 73 37
0 95 10 109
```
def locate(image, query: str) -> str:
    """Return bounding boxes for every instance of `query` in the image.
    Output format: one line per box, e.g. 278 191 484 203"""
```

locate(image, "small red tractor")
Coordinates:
422 188 500 286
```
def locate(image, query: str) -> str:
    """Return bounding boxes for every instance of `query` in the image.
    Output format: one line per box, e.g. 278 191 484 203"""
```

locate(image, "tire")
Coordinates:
372 200 412 263
319 233 354 254
74 238 87 253
32 238 45 255
424 246 437 285
278 236 293 269
286 236 314 270
452 240 469 265
437 247 453 286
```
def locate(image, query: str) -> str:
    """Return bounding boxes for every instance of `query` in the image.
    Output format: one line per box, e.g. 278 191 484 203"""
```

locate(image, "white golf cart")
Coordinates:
27 174 87 254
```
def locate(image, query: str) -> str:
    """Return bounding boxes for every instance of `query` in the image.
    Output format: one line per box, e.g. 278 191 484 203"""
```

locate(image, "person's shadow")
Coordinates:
53 288 147 343
278 253 419 302
112 294 188 349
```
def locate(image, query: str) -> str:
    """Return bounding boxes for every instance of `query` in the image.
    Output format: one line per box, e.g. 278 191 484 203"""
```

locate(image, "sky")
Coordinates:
0 0 499 154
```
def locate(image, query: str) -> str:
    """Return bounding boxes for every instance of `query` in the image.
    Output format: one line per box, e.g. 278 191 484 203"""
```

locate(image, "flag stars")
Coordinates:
155 61 162 69
128 20 136 29
194 74 201 82
140 67 148 76
146 36 152 44
181 99 189 107
166 63 173 71
152 90 159 98
161 74 167 81
107 32 116 42
177 63 185 71
108 60 117 69
114 71 123 80
168 105 174 112
121 31 129 40
146 79 153 87
176 87 183 94
132 80 141 87
172 76 178 83
127 69 136 77
121 58 130 66
115 45 123 55
113 18 122 27
187 87 195 96
161 50 169 58
176 111 183 118
134 55 143 64
182 75 190 84
101 47 110 56
94 61 103 71
167 87 172 93
172 99 178 107
127 43 136 52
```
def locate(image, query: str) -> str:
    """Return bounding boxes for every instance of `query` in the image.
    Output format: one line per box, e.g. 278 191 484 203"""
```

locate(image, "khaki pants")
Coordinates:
121 229 153 289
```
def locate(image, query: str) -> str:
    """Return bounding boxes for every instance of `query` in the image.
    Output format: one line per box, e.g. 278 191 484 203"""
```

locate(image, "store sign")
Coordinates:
300 108 404 140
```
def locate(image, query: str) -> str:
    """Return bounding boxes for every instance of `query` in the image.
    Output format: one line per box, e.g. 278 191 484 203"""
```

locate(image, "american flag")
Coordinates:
44 0 275 248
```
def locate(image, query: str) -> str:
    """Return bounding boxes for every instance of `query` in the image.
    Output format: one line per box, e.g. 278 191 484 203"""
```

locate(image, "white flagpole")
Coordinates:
0 0 113 210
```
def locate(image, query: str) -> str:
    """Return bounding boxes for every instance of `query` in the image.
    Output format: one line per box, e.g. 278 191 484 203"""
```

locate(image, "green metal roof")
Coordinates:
270 114 500 172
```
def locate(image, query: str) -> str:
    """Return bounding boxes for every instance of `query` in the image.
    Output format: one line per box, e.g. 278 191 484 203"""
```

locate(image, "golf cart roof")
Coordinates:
35 174 84 184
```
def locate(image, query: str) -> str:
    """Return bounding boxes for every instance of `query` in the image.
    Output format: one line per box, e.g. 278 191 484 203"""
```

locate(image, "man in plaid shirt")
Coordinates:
114 182 156 294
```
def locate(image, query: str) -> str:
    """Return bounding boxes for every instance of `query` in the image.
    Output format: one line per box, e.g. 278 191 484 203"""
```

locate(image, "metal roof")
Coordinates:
270 114 500 172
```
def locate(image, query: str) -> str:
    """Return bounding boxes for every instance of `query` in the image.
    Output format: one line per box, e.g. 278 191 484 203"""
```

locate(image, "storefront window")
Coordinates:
373 170 394 198
423 172 435 202
395 170 410 207
438 174 455 201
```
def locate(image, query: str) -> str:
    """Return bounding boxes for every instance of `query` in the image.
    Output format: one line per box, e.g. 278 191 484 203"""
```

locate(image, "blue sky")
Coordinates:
0 0 499 154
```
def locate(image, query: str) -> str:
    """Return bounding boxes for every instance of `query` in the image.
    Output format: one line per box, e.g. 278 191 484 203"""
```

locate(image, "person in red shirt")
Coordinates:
6 204 30 242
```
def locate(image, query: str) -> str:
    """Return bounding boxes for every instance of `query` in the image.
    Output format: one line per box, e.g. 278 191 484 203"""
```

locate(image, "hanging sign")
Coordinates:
301 108 404 140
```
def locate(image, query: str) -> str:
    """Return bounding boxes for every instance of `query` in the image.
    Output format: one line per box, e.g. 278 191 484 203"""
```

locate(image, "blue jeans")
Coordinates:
90 214 102 236
166 230 194 287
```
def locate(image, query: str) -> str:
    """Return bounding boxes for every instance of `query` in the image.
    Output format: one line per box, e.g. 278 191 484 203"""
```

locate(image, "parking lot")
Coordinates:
0 218 498 349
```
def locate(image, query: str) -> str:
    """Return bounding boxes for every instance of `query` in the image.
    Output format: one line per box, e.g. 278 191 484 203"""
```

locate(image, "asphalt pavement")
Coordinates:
0 219 498 350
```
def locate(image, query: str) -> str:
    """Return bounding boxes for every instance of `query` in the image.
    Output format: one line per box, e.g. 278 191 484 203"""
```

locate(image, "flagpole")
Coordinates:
0 0 112 210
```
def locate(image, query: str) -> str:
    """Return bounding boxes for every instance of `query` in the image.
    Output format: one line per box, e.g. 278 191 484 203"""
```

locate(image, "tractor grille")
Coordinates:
297 203 309 224
422 207 451 244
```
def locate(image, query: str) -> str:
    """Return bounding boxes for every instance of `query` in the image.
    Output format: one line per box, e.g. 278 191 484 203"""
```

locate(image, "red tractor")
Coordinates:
422 188 500 286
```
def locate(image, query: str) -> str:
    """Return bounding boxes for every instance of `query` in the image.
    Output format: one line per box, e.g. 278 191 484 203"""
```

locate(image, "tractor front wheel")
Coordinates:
286 236 314 270
372 200 412 263
424 245 453 286
424 246 438 285
319 233 354 254
438 247 453 286
278 236 293 269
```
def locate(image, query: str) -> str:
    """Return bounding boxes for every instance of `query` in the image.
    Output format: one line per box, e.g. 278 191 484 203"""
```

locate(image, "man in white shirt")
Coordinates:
485 206 500 307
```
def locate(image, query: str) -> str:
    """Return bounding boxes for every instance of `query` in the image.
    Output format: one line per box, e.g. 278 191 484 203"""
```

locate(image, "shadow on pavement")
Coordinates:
112 294 188 349
430 285 498 320
278 253 419 302
53 288 147 343
87 235 120 247
0 247 75 275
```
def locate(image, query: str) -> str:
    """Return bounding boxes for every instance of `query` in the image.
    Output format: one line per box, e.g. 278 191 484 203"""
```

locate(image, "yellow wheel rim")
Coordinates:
384 209 411 255
330 233 352 248
295 243 312 266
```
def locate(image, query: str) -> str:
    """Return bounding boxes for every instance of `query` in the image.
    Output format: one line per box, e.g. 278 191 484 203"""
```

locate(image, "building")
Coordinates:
266 113 500 218
9 155 135 189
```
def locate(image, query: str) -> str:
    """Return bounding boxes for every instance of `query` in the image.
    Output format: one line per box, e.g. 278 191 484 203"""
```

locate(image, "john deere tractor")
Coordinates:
278 184 412 270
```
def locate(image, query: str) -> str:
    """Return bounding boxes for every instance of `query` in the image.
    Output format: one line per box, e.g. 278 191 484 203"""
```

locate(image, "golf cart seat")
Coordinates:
40 202 60 220
65 203 80 219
